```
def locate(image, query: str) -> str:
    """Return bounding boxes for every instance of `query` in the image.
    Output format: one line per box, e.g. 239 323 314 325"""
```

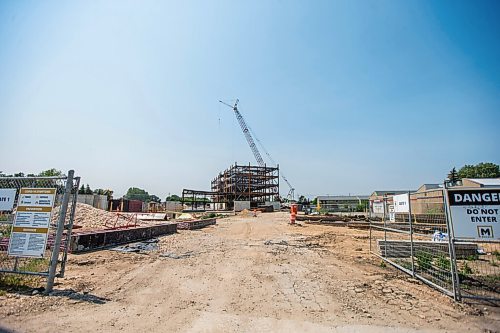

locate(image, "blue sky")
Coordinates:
0 0 499 199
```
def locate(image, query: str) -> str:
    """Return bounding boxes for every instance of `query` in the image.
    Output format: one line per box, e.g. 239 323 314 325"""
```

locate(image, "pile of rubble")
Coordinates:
51 203 140 230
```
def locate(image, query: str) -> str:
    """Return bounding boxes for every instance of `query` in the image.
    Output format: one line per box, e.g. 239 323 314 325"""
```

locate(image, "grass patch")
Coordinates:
466 254 479 261
459 262 474 279
19 258 49 273
462 262 473 275
0 224 12 238
415 251 433 271
436 255 451 271
481 274 500 284
396 259 413 271
0 273 43 292
0 258 48 293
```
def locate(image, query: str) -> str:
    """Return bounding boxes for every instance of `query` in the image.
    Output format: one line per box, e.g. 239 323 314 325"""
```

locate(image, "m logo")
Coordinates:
477 226 494 239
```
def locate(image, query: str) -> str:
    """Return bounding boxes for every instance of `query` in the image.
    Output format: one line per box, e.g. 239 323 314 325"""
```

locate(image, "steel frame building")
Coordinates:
181 163 280 211
211 163 279 209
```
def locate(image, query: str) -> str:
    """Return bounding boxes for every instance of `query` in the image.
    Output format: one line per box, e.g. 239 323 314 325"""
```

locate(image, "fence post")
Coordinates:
408 191 415 277
59 176 80 278
383 195 387 259
443 185 461 301
46 170 74 294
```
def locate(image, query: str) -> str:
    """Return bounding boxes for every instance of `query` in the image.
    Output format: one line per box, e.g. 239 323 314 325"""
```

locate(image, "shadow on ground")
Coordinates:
48 289 110 304
0 326 18 333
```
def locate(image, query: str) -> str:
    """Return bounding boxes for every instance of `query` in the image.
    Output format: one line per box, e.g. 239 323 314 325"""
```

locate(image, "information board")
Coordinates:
0 189 17 211
8 188 57 257
393 193 410 213
372 201 384 214
447 188 500 240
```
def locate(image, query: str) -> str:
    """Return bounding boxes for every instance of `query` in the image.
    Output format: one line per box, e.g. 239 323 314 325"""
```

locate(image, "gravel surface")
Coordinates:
1 212 498 332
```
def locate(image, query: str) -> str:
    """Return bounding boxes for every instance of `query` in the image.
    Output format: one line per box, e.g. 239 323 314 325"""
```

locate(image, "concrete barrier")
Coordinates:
177 218 216 230
377 240 478 259
70 223 178 253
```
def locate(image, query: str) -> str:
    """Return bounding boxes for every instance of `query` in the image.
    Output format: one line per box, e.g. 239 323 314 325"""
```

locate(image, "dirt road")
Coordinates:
1 212 498 332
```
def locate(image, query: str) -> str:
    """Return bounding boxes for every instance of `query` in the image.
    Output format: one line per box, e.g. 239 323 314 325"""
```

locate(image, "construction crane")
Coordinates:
219 99 295 201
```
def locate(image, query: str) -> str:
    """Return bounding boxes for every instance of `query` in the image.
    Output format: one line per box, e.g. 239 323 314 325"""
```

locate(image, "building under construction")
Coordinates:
211 163 279 209
182 163 279 211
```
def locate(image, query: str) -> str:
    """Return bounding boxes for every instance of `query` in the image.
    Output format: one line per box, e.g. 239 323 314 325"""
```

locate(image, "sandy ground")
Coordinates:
1 212 498 333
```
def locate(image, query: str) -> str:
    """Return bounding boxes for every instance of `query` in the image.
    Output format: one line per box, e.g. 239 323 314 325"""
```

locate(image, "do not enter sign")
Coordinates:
448 189 500 240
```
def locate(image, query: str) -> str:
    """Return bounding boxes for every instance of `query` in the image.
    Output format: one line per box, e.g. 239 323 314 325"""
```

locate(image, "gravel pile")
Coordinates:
51 203 139 230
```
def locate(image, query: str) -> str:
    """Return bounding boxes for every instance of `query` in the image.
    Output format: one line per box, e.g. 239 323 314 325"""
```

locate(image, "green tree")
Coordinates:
125 187 150 202
38 169 64 177
447 167 460 184
298 195 310 204
78 185 86 194
94 189 114 200
457 162 500 179
166 194 182 201
125 187 159 202
149 195 161 203
85 184 93 195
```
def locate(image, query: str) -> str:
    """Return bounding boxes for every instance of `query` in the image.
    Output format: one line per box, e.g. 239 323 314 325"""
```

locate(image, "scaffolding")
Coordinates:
211 163 279 209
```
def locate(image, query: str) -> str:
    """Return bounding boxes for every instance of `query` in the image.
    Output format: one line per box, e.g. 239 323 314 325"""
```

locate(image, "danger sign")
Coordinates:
448 189 500 240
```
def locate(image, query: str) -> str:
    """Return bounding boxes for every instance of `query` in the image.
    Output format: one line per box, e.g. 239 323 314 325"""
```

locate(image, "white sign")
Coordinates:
388 205 395 222
18 190 55 207
0 189 17 211
448 189 500 240
372 201 384 214
393 193 410 213
8 188 56 257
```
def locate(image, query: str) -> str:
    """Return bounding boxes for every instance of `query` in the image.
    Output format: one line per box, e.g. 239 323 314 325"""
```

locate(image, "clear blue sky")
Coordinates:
1 0 499 199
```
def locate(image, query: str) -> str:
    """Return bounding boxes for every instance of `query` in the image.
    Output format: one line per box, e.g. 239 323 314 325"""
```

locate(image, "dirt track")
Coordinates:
1 212 499 332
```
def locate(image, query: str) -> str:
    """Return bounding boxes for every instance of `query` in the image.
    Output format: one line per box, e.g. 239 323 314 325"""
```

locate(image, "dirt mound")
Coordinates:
51 203 139 230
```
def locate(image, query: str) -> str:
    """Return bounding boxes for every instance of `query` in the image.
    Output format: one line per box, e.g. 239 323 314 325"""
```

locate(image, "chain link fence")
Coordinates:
370 188 499 303
0 172 79 291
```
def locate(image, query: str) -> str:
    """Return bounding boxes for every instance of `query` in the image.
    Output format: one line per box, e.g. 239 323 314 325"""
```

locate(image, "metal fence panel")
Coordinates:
0 172 79 291
370 188 499 302
444 186 500 301
454 239 500 301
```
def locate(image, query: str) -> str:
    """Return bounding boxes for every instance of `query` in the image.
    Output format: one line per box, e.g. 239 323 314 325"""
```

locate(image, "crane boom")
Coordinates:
219 99 265 167
219 99 295 200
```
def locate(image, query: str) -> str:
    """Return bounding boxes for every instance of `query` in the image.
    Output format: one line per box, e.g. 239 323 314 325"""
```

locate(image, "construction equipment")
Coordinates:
219 99 295 201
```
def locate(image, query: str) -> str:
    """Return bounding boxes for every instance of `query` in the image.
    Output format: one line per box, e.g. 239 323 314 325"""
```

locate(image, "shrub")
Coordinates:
415 251 433 271
461 262 473 275
436 255 451 271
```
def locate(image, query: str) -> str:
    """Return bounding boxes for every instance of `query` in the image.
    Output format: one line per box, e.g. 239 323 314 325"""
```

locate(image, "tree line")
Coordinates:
448 162 499 183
